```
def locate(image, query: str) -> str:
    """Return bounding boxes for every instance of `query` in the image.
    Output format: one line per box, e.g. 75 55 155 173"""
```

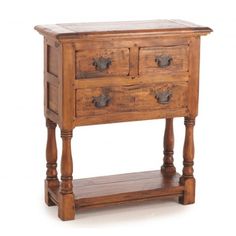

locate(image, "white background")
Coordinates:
0 0 234 235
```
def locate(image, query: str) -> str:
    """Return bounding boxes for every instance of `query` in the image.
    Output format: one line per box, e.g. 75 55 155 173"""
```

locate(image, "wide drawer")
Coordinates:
76 48 130 79
75 82 188 118
139 45 189 75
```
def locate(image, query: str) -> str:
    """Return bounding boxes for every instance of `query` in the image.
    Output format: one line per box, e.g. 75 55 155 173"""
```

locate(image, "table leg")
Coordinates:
45 118 59 206
161 118 176 175
179 117 196 204
58 129 75 221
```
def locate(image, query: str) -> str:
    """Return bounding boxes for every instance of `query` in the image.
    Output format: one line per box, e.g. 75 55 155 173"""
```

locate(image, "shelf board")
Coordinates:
49 170 184 209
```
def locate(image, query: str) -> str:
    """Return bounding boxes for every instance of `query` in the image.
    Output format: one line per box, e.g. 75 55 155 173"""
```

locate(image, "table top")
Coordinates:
35 19 212 39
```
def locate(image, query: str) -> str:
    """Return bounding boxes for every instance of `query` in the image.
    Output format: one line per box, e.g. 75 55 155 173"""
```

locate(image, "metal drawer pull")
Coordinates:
92 94 111 108
155 55 172 68
92 57 112 71
155 90 172 104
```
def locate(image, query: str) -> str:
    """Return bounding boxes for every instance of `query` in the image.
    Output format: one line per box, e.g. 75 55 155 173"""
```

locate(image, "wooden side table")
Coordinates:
35 20 212 221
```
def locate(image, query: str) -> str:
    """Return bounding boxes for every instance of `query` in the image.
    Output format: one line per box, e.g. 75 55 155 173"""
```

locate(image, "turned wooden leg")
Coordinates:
58 129 75 221
161 118 176 175
179 117 196 205
45 118 59 206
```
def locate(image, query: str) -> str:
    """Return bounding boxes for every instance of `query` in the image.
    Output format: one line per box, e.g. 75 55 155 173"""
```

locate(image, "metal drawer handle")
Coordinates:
155 55 172 68
92 94 111 108
155 90 172 104
92 57 112 71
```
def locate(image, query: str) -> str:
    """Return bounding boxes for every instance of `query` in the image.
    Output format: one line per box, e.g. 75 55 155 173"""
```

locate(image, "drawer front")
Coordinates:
139 45 189 75
76 48 130 79
75 82 188 118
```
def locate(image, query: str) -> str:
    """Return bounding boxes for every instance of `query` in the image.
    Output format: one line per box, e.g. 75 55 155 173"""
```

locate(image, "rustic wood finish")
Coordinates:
76 48 130 78
35 19 212 220
179 117 196 204
161 118 176 175
139 45 189 75
45 118 59 206
35 19 211 39
49 170 184 209
58 130 75 220
75 82 188 119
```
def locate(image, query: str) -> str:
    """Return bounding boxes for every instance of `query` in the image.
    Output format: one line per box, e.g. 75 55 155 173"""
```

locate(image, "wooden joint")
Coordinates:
61 130 73 138
46 163 58 170
61 176 73 181
163 151 174 165
182 172 194 178
46 176 58 181
182 161 194 178
184 117 195 126
46 119 57 128
60 176 73 194
183 161 194 166
47 163 57 168
46 163 58 178
164 150 174 155
60 181 73 195
54 41 60 48
60 190 73 195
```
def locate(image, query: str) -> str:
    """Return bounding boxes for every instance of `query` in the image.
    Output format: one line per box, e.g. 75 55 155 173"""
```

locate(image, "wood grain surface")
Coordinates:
139 45 189 75
35 19 212 39
35 19 212 220
49 170 184 209
76 48 129 79
75 82 188 118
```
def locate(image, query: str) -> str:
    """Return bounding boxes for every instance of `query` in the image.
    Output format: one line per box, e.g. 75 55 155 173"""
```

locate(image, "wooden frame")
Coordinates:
35 20 212 220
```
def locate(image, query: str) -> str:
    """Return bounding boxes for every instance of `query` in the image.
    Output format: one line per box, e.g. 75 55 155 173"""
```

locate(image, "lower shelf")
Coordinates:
49 170 184 209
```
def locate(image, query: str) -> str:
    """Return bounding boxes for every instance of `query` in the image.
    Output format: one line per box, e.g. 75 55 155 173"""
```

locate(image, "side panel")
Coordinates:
44 38 60 123
187 36 200 117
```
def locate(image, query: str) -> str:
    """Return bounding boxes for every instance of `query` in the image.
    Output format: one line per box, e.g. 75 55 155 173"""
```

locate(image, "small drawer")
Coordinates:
75 82 188 118
139 45 189 75
76 48 130 79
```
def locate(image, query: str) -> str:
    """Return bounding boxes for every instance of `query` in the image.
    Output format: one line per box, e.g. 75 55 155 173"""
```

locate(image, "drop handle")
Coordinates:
92 57 112 71
92 94 111 108
155 55 172 68
155 90 172 104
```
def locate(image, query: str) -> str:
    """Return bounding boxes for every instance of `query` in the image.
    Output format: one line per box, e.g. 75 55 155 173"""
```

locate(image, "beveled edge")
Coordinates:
34 19 212 40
